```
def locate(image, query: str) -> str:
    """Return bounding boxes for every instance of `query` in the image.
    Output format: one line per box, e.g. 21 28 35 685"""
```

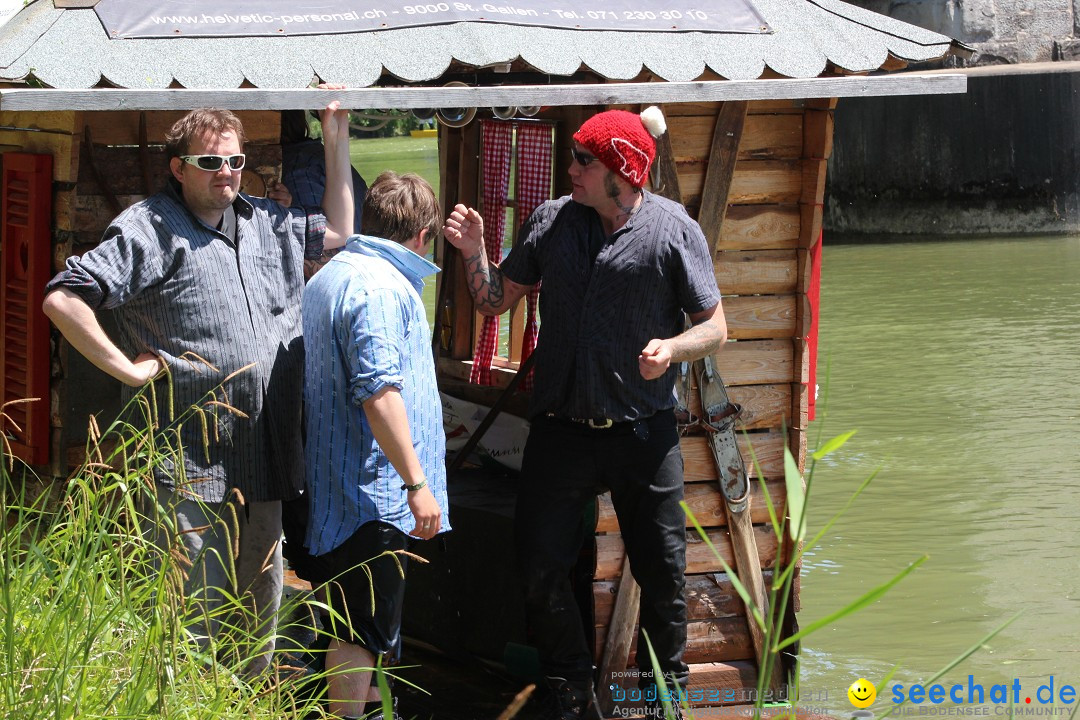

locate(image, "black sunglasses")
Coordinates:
180 154 246 171
571 148 597 167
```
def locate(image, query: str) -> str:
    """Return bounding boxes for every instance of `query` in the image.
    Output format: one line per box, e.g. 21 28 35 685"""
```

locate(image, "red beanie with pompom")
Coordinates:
572 106 667 188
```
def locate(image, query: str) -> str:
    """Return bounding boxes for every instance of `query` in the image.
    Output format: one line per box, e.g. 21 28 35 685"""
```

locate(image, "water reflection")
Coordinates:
800 236 1080 711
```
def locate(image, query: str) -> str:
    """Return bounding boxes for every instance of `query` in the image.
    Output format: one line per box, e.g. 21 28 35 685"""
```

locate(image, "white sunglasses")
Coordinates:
180 154 246 171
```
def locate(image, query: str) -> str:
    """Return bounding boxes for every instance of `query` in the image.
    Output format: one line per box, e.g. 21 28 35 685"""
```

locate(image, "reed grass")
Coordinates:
0 386 396 719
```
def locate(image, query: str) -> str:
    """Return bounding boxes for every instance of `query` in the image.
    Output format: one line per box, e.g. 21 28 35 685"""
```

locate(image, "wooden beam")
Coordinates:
596 617 753 666
596 479 786 533
689 382 793 431
451 122 480 360
715 249 798 295
802 109 834 160
722 295 797 340
595 526 778 580
0 75 968 112
682 431 786 483
668 114 802 162
718 205 800 251
596 557 641 715
697 101 747 250
81 110 281 146
595 572 781 626
711 340 795 386
650 125 682 204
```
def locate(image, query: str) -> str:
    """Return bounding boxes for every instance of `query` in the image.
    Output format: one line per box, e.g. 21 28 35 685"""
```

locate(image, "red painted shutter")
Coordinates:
1 153 53 466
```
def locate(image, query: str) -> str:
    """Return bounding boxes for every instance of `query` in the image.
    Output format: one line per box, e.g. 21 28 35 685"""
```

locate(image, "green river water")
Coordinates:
798 235 1080 716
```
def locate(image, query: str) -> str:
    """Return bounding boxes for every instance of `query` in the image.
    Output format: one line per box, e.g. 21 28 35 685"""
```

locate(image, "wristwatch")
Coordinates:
401 480 428 492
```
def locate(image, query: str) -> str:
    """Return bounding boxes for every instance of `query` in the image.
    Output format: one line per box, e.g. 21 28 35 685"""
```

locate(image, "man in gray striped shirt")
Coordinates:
444 107 727 720
42 99 355 674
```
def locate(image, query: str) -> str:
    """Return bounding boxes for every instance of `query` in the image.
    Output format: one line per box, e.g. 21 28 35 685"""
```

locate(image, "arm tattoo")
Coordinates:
668 317 725 363
463 247 507 314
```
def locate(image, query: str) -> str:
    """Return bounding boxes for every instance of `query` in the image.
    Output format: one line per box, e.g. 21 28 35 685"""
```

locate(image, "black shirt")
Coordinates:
500 193 722 421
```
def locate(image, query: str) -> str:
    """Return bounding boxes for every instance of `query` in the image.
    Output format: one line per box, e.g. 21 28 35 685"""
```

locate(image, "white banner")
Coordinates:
93 0 771 38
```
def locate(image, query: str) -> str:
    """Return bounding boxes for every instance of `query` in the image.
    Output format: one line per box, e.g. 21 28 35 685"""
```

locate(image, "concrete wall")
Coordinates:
825 70 1080 238
845 0 1080 64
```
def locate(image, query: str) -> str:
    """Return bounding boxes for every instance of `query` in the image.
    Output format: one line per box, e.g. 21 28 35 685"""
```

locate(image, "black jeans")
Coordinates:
515 410 689 688
306 521 411 657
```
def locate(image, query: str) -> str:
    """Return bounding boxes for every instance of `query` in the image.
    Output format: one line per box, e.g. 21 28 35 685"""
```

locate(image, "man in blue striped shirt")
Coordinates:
301 171 449 719
43 98 355 675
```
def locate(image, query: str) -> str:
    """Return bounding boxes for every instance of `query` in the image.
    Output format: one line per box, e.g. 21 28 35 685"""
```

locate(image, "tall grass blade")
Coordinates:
776 556 928 651
783 447 806 543
876 612 1021 719
811 430 857 461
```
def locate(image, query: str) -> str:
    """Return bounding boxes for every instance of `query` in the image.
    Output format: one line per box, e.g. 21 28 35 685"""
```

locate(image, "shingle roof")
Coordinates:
0 0 966 89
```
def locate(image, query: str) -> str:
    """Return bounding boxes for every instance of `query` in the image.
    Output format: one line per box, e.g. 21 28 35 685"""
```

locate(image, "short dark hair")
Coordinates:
361 171 441 246
164 108 246 159
280 109 312 145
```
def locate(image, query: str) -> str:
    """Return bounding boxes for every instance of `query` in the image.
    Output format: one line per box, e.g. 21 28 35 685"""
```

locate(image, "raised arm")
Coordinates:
319 96 355 250
638 301 728 381
442 204 529 316
42 288 163 387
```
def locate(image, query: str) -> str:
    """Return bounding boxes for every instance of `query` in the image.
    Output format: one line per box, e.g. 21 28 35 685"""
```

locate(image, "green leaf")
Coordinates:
375 655 394 720
811 430 857 461
784 447 806 542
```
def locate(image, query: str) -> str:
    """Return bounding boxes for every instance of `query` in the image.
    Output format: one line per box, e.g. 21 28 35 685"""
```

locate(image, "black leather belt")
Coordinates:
547 413 616 429
545 413 670 442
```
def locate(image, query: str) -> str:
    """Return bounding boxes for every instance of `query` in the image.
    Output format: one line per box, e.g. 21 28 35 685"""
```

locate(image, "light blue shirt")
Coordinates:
302 235 449 556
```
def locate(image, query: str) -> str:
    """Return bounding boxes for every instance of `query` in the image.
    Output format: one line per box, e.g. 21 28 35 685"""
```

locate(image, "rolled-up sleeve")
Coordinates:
45 222 164 310
286 206 326 262
340 286 407 406
500 202 551 287
671 223 722 314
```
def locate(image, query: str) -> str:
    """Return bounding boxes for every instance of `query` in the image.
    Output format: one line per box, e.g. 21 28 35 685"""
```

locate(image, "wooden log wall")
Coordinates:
7 110 282 470
592 96 833 706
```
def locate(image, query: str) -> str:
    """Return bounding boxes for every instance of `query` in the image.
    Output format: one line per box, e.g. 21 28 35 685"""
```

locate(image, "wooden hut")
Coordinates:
0 0 969 713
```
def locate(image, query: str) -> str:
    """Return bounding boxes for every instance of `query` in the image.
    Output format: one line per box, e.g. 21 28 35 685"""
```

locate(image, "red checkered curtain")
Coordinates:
470 120 514 385
513 123 553 391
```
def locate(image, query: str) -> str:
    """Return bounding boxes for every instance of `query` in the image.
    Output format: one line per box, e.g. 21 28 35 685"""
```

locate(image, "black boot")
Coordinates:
544 677 602 720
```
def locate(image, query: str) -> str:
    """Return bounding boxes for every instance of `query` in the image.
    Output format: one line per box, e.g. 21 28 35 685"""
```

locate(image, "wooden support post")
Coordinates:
651 121 683 204
597 554 640 715
138 112 152 197
723 500 785 691
698 101 748 252
451 122 480 360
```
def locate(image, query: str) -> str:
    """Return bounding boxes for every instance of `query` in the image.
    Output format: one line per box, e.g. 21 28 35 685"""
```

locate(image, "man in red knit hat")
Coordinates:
444 107 727 720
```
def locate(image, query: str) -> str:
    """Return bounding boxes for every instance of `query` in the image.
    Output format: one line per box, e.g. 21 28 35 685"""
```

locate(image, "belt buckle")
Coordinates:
587 418 613 429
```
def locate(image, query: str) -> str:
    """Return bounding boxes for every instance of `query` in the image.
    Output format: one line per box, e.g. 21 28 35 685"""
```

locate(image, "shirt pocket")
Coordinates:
252 251 303 317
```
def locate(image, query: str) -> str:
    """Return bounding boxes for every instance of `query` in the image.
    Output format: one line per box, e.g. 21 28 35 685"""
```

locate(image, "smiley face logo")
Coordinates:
848 678 877 708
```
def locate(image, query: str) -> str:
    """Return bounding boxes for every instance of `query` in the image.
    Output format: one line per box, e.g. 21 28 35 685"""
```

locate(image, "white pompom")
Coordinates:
639 105 667 138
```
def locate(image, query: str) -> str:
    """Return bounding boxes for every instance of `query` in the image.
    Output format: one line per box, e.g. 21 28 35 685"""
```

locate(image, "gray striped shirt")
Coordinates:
46 179 325 503
500 193 721 422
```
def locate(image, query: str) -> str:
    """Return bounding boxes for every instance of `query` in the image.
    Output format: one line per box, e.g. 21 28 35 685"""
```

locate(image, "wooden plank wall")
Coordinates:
593 97 834 704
